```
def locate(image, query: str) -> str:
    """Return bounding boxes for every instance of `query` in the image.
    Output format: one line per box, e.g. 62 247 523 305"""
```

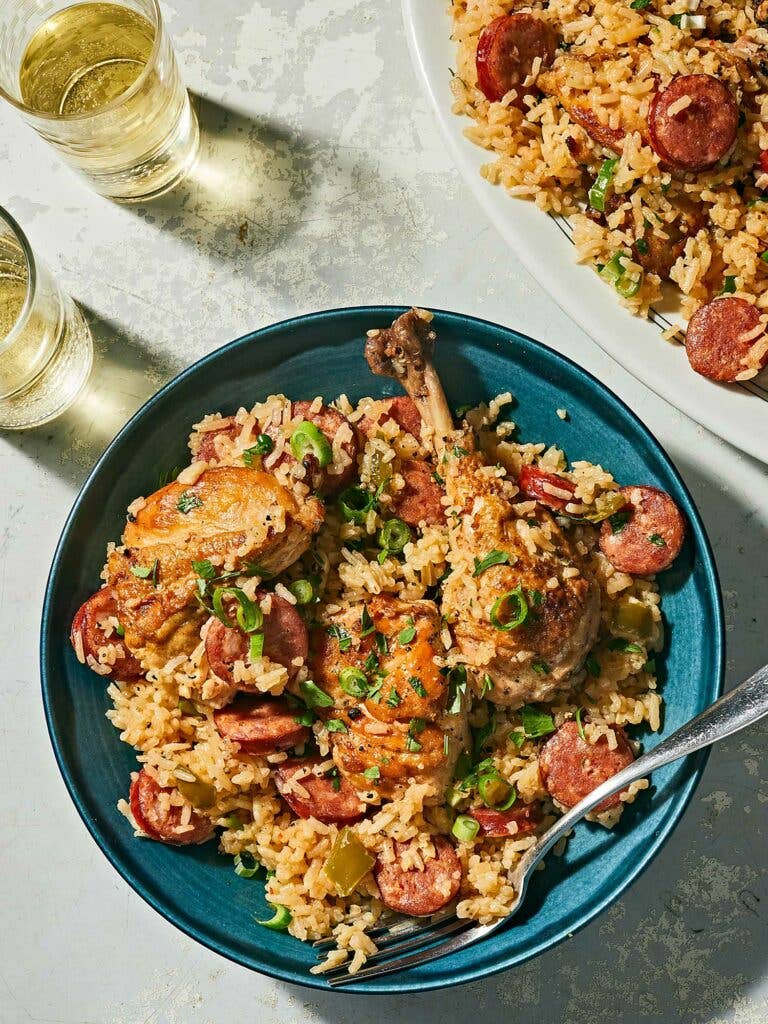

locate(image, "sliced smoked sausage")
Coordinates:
129 769 215 845
391 459 445 527
214 695 309 754
264 401 358 493
517 465 576 511
599 485 685 574
205 591 308 685
648 74 739 172
470 803 542 838
195 418 240 463
274 758 366 824
476 13 558 106
539 720 634 813
70 587 143 680
374 836 462 916
685 297 766 382
357 396 422 440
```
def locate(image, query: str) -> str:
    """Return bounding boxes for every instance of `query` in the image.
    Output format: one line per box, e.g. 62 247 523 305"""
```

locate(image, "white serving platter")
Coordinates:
402 0 768 464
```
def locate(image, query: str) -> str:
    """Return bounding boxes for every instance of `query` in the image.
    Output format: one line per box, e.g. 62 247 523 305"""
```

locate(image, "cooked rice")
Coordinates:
101 391 665 969
450 0 768 323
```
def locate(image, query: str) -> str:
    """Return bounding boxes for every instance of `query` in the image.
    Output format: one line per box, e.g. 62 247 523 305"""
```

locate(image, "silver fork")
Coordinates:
319 660 768 986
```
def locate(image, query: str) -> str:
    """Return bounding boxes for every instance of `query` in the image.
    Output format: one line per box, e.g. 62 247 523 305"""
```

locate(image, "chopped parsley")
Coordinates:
531 660 550 675
386 687 402 708
299 680 334 709
452 445 470 459
432 470 445 486
360 605 375 637
479 673 494 697
585 653 601 678
608 638 644 654
720 275 737 295
176 491 203 514
648 533 667 547
409 676 427 697
242 435 274 465
398 617 416 646
472 549 510 577
405 717 427 752
327 624 352 652
192 559 216 579
362 766 381 782
609 510 631 534
446 665 468 714
509 730 526 748
325 719 348 734
520 704 556 739
130 559 159 586
630 0 650 8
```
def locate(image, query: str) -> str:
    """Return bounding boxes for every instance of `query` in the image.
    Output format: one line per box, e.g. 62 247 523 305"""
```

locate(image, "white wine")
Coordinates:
0 228 92 430
8 0 198 201
19 3 154 116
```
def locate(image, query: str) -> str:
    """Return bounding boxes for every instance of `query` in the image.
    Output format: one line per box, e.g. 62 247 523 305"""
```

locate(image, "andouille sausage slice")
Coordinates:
517 464 576 511
648 74 739 172
205 592 309 685
264 401 358 493
274 759 366 825
685 297 766 382
476 13 558 106
374 836 462 916
129 769 215 845
214 696 309 754
391 459 446 527
470 803 542 838
539 721 634 813
70 587 143 680
195 418 240 463
357 396 422 440
599 485 685 574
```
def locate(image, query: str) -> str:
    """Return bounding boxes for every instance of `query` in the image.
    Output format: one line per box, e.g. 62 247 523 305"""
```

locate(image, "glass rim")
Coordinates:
0 206 36 357
0 0 164 123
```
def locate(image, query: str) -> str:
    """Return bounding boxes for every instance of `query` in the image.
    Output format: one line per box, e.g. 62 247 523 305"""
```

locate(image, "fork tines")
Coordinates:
320 913 477 986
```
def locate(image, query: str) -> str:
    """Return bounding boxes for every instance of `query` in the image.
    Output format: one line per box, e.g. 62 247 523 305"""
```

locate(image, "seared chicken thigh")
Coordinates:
364 309 600 707
311 595 469 803
107 466 323 668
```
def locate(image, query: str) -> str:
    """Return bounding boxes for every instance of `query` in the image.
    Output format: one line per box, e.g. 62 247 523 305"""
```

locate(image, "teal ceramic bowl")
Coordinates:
41 307 724 993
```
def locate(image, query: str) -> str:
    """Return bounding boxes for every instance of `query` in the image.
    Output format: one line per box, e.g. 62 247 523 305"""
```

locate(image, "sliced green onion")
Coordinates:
720 275 737 295
585 653 601 678
378 518 411 554
588 158 618 213
447 665 468 714
257 902 292 930
599 252 642 299
473 549 510 577
178 697 202 716
339 486 375 523
242 435 274 465
362 766 380 782
338 666 368 698
234 851 260 878
477 772 514 809
249 633 264 660
452 814 480 842
226 813 245 830
288 579 315 605
360 605 375 637
212 587 263 633
115 622 125 638
290 421 332 468
300 679 334 708
489 587 529 631
575 706 587 741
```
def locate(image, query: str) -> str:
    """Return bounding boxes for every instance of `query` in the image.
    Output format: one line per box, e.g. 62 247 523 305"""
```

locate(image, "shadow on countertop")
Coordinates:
281 451 768 1024
0 304 182 489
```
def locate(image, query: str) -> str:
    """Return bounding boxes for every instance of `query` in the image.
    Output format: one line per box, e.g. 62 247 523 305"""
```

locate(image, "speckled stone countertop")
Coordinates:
1 2 767 1021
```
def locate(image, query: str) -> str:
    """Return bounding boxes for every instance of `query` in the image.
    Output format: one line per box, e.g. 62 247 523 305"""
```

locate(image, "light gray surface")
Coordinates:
1 2 766 1021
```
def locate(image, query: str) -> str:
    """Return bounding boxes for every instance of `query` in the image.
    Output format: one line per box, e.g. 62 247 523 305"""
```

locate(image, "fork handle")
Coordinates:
510 660 768 892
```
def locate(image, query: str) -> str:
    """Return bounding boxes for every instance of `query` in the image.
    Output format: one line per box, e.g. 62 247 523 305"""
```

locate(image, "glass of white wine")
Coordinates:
0 0 199 202
0 207 92 429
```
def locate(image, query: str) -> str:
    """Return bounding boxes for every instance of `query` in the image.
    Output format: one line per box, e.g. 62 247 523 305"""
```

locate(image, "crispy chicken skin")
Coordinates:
365 310 600 708
107 467 324 669
311 595 469 802
441 449 601 706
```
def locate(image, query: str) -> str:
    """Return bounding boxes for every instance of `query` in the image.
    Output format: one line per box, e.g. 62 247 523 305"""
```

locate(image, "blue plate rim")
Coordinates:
40 304 725 994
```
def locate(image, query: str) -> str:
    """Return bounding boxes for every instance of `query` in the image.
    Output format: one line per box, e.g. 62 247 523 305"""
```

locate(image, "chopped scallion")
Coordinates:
452 814 480 842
